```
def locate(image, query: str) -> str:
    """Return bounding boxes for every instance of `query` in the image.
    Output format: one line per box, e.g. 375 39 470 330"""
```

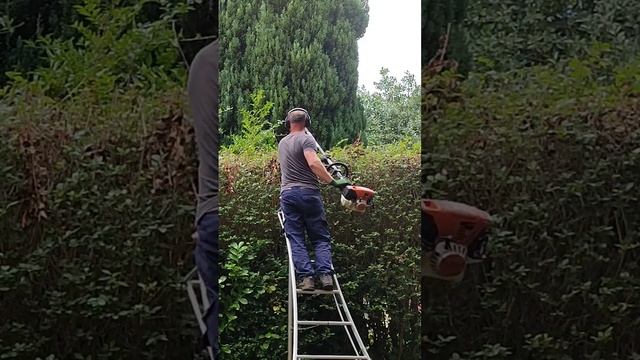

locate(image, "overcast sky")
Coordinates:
357 0 421 91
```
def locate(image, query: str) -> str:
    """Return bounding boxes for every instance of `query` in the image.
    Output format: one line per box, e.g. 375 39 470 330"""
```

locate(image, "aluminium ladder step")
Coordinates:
298 320 353 326
296 289 340 295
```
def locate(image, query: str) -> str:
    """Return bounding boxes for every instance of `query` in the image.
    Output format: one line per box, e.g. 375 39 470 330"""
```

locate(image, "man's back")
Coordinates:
188 40 219 224
278 132 319 191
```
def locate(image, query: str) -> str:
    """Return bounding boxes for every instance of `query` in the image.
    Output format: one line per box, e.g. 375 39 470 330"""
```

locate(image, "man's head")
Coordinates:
285 107 311 132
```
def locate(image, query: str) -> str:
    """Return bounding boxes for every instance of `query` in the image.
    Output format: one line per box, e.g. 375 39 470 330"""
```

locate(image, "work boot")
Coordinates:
297 276 315 291
318 273 334 291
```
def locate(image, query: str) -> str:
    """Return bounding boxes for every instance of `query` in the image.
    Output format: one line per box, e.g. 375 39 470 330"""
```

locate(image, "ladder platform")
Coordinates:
297 356 369 359
296 289 340 295
298 320 352 326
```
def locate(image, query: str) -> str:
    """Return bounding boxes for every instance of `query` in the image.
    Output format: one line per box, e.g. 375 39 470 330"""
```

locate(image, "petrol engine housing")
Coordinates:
421 199 491 281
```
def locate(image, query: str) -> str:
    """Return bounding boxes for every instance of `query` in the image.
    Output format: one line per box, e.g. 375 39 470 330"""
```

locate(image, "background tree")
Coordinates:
219 0 369 148
359 68 420 145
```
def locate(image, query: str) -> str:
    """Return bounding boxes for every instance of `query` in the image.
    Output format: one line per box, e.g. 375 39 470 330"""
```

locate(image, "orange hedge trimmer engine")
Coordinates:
340 185 375 213
421 199 491 281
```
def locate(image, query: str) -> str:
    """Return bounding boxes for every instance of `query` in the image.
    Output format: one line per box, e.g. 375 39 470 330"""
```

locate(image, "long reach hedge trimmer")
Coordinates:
308 130 376 213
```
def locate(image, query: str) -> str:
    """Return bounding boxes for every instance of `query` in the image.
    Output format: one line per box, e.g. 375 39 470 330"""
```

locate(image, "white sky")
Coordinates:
357 0 421 91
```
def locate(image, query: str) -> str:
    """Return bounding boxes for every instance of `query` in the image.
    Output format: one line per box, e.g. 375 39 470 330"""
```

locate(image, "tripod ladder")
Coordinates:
278 210 372 360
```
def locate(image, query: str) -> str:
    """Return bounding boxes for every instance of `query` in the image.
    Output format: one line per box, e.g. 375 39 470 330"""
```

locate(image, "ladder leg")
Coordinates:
185 267 215 360
186 272 207 335
280 210 299 359
332 275 360 355
198 271 211 310
333 274 371 359
290 238 300 358
288 268 293 360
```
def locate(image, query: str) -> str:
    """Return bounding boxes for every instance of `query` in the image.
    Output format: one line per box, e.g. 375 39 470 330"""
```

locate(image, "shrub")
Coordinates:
219 142 421 359
422 55 640 359
0 100 420 359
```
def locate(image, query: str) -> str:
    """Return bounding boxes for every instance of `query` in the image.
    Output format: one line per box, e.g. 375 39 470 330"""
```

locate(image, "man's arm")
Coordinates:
304 149 334 184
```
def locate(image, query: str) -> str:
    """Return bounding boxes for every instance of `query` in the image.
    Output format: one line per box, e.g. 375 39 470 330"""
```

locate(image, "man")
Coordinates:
187 39 219 356
278 108 350 291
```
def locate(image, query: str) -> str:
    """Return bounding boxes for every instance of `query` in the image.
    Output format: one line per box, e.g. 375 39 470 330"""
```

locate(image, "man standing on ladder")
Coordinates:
278 108 351 291
187 39 219 357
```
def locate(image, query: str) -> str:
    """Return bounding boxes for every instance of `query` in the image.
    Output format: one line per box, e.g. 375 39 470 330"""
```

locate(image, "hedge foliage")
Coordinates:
465 0 640 72
219 142 420 358
422 52 640 359
0 82 420 359
0 88 202 359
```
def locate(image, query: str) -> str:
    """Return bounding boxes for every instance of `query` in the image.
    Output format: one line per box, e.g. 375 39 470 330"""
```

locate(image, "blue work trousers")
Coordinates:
280 187 334 279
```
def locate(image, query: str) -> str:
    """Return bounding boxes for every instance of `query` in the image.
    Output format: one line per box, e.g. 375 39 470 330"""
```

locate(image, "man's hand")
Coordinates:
330 178 351 189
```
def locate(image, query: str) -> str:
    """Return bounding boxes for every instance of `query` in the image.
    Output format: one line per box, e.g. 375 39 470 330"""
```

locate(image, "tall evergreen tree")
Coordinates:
422 0 470 74
220 0 369 147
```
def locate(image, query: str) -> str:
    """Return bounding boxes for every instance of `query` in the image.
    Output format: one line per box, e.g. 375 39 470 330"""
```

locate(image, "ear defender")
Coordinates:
284 107 311 129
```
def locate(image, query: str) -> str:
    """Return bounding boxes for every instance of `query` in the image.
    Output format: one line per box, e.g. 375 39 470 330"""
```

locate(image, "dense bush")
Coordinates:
219 142 420 359
0 89 202 359
1 1 421 358
422 54 640 359
465 0 640 72
0 104 420 359
0 0 217 84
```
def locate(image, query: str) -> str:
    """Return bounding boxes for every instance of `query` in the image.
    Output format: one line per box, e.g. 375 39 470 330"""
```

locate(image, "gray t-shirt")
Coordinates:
278 131 320 191
187 40 219 224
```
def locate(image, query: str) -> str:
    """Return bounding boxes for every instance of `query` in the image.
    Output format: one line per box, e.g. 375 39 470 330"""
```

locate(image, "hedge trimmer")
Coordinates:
308 131 375 214
421 199 491 281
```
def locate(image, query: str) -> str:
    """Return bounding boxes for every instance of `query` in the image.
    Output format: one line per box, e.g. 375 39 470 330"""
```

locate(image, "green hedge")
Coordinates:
0 92 201 359
422 57 640 359
219 143 420 359
0 87 420 359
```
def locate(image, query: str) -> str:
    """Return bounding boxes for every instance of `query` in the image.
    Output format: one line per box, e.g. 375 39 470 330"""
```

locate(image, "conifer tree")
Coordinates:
220 0 369 147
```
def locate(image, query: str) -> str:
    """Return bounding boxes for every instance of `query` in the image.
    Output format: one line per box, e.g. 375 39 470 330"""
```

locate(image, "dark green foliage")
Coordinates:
0 0 217 84
422 55 640 358
0 98 203 359
219 143 420 359
219 0 369 148
0 1 213 358
0 0 418 357
0 111 419 359
465 0 640 72
422 0 471 74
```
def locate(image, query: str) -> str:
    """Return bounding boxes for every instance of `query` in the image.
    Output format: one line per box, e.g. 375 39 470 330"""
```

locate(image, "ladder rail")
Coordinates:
333 274 371 359
288 269 294 360
280 210 300 360
331 278 360 356
184 267 216 360
186 278 207 334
